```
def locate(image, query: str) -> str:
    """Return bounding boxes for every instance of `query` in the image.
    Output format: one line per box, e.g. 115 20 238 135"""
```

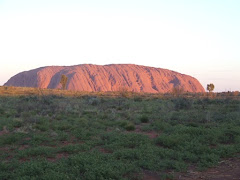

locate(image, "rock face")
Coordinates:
4 64 205 93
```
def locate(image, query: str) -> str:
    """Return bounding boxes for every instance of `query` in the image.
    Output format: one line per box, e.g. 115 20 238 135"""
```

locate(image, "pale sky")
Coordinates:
0 0 240 92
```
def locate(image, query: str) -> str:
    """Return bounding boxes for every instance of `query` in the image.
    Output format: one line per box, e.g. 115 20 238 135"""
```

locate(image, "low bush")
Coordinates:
125 123 135 131
172 98 192 111
140 115 149 123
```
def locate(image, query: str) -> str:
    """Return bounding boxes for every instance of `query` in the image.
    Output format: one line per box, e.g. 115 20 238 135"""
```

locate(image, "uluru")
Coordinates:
4 64 205 93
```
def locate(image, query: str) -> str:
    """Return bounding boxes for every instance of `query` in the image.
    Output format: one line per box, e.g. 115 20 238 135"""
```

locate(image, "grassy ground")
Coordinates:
0 86 240 179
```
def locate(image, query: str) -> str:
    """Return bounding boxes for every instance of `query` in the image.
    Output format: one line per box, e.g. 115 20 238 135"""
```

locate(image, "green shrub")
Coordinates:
87 97 101 106
172 98 192 111
17 146 56 158
12 118 23 128
219 129 240 144
155 134 184 148
125 123 135 131
0 133 25 145
140 115 149 123
198 153 219 170
0 108 4 115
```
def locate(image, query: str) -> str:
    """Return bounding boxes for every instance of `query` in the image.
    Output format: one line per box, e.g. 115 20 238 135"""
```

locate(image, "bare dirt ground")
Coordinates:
134 124 159 139
142 155 240 180
177 155 240 180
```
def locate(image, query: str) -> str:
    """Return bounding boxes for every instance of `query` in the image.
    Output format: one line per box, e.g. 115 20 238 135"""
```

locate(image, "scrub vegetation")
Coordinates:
0 86 240 179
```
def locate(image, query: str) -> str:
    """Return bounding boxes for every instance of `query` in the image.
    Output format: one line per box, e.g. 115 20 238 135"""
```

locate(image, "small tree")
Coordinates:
118 86 130 97
207 83 214 93
60 74 68 90
172 86 184 96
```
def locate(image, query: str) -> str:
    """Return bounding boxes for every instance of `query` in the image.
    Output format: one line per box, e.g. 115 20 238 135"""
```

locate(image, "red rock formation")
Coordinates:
4 64 205 93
